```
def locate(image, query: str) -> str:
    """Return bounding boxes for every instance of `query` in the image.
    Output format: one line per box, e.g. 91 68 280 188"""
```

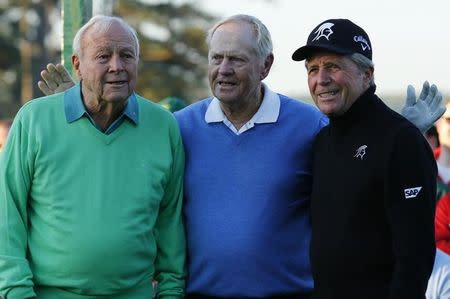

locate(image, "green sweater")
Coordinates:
0 88 186 299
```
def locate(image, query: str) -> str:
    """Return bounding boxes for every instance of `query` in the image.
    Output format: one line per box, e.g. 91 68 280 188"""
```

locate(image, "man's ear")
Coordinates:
364 67 374 85
72 55 82 80
260 53 274 81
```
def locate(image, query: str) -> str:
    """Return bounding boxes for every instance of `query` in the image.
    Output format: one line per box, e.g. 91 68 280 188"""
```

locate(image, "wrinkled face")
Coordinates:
208 22 268 106
73 21 138 106
436 103 450 148
306 52 372 117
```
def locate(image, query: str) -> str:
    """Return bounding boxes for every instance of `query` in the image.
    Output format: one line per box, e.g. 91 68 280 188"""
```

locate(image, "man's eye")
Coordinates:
210 55 222 63
328 64 340 71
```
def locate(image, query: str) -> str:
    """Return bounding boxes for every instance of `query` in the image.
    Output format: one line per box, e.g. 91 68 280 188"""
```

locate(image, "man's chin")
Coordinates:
104 92 131 104
213 92 237 103
317 104 334 116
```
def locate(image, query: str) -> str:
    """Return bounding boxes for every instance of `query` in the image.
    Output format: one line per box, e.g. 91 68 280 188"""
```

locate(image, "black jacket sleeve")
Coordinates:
385 125 436 299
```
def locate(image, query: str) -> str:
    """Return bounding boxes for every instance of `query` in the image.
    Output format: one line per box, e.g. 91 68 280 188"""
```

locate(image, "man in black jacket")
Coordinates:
292 19 436 299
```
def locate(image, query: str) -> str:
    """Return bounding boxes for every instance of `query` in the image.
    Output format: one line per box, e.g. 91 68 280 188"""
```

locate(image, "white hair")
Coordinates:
206 14 273 62
72 15 140 58
349 53 375 86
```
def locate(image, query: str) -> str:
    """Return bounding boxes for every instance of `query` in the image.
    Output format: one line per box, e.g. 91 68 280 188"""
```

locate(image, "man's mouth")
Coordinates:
107 80 127 85
218 80 236 86
318 90 338 98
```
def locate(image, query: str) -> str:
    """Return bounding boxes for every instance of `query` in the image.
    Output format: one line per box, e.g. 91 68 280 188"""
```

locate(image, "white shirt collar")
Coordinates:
204 83 280 134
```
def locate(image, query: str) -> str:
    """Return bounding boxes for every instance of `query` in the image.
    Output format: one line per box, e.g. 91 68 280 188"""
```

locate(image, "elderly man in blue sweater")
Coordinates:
38 14 443 299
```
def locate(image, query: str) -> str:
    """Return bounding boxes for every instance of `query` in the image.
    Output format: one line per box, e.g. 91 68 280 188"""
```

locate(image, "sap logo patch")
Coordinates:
404 187 422 199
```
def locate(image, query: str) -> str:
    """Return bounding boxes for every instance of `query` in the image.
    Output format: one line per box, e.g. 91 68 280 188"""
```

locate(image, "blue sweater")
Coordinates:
175 94 327 297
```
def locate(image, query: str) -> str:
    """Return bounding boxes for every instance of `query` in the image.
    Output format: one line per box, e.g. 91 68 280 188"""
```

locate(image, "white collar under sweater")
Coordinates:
204 83 280 135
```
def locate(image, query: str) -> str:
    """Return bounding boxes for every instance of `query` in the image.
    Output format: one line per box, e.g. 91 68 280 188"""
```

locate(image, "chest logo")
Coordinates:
354 145 367 160
404 187 422 199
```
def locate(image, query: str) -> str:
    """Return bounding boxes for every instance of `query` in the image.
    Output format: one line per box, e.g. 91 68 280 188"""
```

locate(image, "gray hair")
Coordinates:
206 14 273 61
349 53 375 86
72 15 140 58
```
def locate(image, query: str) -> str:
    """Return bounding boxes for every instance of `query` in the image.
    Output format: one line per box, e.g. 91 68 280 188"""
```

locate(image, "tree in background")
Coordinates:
0 0 60 118
114 0 214 103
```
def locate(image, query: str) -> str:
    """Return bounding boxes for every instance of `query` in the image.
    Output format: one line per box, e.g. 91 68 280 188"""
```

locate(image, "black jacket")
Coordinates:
311 86 436 299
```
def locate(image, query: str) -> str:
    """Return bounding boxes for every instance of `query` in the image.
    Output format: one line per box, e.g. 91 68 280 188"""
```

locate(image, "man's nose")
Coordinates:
109 54 124 72
218 59 233 75
317 68 331 85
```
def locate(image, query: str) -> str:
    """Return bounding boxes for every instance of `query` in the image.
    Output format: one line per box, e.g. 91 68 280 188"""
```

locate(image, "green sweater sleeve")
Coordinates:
0 113 37 299
153 119 186 299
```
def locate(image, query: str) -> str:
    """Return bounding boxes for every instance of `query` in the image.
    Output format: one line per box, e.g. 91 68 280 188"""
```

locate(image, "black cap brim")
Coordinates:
292 45 352 61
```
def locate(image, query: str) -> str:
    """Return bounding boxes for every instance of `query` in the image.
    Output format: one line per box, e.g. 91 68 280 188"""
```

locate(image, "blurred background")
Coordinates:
0 0 449 118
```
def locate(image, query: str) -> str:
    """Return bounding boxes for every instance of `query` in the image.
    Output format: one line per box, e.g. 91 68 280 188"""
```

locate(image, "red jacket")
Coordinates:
434 147 450 200
434 147 441 159
436 193 450 255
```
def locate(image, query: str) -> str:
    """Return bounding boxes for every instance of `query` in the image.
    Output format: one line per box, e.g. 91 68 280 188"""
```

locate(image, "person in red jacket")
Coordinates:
436 193 450 255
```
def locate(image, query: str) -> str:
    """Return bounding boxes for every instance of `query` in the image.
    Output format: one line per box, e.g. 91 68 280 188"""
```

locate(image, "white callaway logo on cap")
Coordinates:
353 35 371 51
311 22 335 41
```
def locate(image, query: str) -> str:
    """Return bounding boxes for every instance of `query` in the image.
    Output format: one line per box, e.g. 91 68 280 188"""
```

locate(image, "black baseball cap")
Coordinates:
292 18 372 61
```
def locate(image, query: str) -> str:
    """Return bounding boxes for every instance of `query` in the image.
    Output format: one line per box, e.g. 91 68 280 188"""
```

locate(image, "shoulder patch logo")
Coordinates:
354 145 367 160
404 187 422 199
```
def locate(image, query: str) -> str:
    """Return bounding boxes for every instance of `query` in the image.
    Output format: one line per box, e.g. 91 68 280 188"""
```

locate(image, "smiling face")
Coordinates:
73 20 138 107
207 21 270 108
306 52 372 117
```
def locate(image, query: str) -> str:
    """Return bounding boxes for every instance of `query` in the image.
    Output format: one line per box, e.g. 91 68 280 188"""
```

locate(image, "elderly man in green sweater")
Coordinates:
0 15 186 299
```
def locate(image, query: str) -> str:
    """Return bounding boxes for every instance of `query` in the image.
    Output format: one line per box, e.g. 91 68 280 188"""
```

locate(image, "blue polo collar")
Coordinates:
64 83 139 127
